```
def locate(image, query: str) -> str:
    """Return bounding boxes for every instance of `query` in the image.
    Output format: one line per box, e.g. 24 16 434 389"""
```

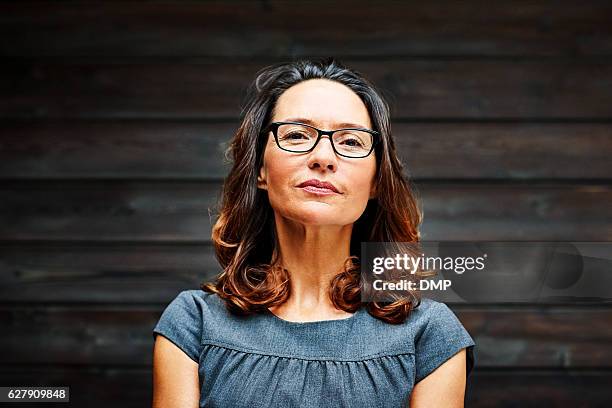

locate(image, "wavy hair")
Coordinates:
201 57 429 324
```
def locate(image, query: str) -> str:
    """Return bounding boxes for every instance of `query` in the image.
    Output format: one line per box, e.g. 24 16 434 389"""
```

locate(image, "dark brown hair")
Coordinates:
201 57 428 324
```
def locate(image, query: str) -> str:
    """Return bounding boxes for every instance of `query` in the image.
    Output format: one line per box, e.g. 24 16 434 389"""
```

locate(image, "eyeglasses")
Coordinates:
261 121 379 158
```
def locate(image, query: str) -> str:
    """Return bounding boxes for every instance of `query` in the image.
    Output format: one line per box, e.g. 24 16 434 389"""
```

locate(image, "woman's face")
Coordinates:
257 78 377 226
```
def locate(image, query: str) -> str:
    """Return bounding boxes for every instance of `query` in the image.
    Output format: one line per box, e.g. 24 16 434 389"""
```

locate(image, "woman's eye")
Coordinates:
341 138 364 147
284 132 308 140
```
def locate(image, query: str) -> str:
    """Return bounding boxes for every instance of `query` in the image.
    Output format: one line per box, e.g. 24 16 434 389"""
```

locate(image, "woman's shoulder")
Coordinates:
409 297 458 328
176 288 220 306
357 297 452 351
172 289 230 321
152 289 218 362
408 297 473 342
154 289 229 336
408 297 476 383
407 296 441 321
375 297 447 335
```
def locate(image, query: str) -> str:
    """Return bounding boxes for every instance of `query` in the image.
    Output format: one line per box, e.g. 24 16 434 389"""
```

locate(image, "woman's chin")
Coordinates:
287 206 343 225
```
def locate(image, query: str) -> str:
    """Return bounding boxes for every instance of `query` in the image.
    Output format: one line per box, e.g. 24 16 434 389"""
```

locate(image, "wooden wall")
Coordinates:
1 1 611 406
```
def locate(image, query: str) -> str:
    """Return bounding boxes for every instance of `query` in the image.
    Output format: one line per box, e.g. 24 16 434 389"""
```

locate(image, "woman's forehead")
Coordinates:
273 80 371 128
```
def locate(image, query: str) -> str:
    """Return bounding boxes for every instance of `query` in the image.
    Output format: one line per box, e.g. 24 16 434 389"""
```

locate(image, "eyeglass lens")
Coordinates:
276 123 373 157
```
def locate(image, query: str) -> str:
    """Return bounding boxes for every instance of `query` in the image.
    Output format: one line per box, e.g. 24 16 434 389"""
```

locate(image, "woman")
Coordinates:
152 57 475 407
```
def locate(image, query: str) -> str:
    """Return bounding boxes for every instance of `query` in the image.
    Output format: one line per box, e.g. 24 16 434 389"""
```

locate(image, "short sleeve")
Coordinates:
414 301 476 383
153 290 203 363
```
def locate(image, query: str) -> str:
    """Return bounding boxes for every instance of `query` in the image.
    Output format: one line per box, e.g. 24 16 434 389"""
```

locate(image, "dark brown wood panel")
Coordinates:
1 181 609 242
2 242 610 305
2 121 611 180
1 1 611 57
419 183 612 241
2 304 612 368
0 365 152 408
466 369 612 407
394 123 612 180
0 121 232 180
3 60 612 119
1 366 610 407
0 243 219 304
0 180 219 242
1 2 610 406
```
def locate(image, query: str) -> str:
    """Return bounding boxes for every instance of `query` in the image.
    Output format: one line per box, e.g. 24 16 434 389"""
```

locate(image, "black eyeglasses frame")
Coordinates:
261 121 380 159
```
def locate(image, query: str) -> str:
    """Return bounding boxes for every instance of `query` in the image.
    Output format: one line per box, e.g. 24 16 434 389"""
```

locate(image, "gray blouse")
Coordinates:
153 289 475 407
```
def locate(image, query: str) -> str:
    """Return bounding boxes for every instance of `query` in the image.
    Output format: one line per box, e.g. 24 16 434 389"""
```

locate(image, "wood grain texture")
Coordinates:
2 60 612 119
0 243 218 303
1 1 611 57
1 121 611 180
1 366 610 407
1 181 610 242
2 304 611 368
0 365 152 408
1 1 611 406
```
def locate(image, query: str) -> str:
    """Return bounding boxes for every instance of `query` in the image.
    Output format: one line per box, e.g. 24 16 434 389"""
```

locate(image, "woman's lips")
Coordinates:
299 185 340 196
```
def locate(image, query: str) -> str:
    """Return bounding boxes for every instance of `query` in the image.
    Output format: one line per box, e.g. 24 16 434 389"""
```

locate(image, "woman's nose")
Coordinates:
308 135 338 170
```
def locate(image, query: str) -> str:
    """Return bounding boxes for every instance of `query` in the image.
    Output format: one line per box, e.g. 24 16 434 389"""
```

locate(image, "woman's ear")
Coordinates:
257 165 268 190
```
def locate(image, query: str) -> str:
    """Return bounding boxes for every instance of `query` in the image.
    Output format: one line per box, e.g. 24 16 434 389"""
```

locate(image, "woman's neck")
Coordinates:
271 216 354 319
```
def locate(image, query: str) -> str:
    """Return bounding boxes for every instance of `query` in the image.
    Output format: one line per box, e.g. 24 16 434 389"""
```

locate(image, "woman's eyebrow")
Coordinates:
282 117 369 129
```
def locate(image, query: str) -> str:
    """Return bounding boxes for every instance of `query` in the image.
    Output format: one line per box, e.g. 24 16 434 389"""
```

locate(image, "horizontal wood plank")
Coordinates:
2 61 612 119
419 183 612 241
0 365 151 408
1 304 611 369
1 121 611 180
1 1 611 57
0 243 219 303
1 365 609 407
466 369 612 406
2 242 611 304
2 2 610 406
0 180 219 242
1 181 610 242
